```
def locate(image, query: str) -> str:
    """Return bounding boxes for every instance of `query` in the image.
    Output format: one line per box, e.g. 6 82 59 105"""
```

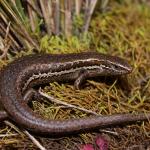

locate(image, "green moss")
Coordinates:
40 35 92 53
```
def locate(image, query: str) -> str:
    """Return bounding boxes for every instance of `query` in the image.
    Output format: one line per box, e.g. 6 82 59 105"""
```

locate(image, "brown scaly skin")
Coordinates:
0 52 149 136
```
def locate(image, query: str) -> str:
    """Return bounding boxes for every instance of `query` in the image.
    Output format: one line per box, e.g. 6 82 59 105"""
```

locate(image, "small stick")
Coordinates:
39 89 98 115
0 22 11 59
4 121 46 150
4 121 24 136
64 0 72 37
27 0 37 32
26 0 43 18
82 0 98 33
39 0 54 35
0 13 24 50
24 131 46 150
75 0 83 16
0 133 18 138
53 0 60 35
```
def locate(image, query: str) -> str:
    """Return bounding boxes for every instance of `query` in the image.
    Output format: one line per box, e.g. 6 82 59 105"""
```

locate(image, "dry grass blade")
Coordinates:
27 0 38 33
0 0 39 50
4 121 24 137
0 12 24 51
26 0 43 18
24 131 46 150
0 22 11 59
75 0 83 15
39 0 54 35
64 0 73 37
82 0 98 33
53 0 60 35
0 0 102 52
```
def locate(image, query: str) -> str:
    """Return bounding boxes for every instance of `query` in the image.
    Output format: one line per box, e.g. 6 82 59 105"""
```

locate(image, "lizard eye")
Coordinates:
113 65 120 70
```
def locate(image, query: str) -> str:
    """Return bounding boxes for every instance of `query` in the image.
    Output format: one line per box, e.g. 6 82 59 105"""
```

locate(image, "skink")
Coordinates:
0 52 149 135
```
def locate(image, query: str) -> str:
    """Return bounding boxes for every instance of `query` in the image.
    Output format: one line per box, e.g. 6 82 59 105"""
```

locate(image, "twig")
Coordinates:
82 0 98 33
53 0 60 35
27 1 37 32
75 0 83 16
0 22 11 59
0 133 18 138
26 0 43 18
0 12 23 50
39 89 98 115
5 21 10 39
4 121 46 150
4 120 24 137
24 131 47 150
64 0 72 37
1 0 40 50
39 0 54 35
